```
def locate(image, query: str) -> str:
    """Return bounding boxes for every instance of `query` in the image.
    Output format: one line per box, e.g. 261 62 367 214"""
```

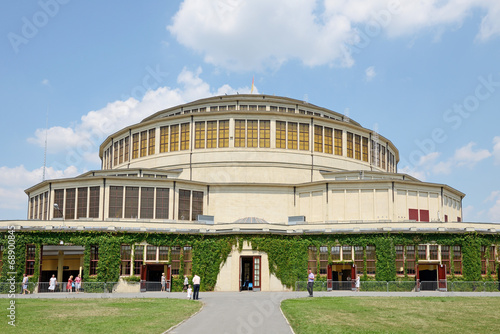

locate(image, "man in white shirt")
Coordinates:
307 269 315 297
192 274 200 300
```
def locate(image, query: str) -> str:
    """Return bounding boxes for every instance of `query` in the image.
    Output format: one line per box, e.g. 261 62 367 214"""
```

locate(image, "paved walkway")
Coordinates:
6 290 500 333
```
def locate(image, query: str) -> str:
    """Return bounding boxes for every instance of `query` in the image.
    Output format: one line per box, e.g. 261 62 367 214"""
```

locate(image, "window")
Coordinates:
195 122 205 149
396 245 404 275
89 186 100 218
77 187 88 218
124 136 129 162
25 245 35 276
366 246 376 275
124 187 139 218
121 245 131 276
159 246 168 261
299 123 309 151
247 120 258 148
119 139 124 164
192 191 203 221
354 134 361 160
406 246 416 275
113 142 118 166
331 246 340 261
160 126 169 153
381 146 386 169
171 246 180 275
184 246 193 276
334 129 342 155
276 121 286 149
441 246 451 275
140 131 147 157
109 186 123 218
54 189 64 218
133 246 143 275
146 245 156 261
453 246 462 275
488 246 496 275
362 137 368 162
148 129 156 155
170 124 179 152
347 132 353 158
90 245 98 276
324 127 333 154
235 120 246 147
418 245 427 260
43 191 48 220
132 133 139 159
207 121 217 148
259 120 270 148
308 246 317 274
65 188 76 220
314 125 323 152
180 123 190 150
156 188 170 219
342 245 352 261
219 120 229 148
30 197 34 220
429 245 438 260
140 187 154 219
420 210 430 222
288 122 298 149
178 189 191 220
319 246 328 274
354 246 364 275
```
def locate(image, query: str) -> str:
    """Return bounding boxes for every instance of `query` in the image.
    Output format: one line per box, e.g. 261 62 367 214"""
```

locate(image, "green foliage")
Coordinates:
374 235 396 281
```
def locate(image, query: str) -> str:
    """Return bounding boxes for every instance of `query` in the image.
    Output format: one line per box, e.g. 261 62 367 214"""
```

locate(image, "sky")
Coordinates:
1 0 500 222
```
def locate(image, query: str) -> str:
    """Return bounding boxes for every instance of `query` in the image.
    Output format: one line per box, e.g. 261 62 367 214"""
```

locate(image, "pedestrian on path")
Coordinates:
192 274 200 300
48 274 57 292
22 274 30 294
161 273 166 292
183 275 189 291
307 269 315 297
75 274 82 293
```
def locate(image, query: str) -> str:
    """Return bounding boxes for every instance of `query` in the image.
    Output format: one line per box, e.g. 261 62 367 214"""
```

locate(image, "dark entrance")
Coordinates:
239 256 261 291
140 264 170 292
327 264 356 290
419 265 438 291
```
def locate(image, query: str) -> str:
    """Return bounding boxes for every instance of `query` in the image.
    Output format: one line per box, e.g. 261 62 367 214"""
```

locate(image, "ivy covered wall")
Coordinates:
1 231 498 291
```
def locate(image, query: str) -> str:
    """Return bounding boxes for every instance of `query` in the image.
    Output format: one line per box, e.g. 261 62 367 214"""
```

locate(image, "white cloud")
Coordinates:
492 136 500 165
41 79 50 86
486 191 500 222
365 66 376 81
453 142 491 168
168 0 500 71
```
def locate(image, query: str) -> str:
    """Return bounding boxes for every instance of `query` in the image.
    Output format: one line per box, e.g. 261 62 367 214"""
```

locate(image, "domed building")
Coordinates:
4 95 499 293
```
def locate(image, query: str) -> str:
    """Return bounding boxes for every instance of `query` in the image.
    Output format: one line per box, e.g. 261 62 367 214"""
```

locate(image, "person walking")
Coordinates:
161 273 166 292
22 274 30 294
183 275 189 291
48 274 57 292
187 284 192 299
67 275 74 293
192 274 200 300
74 274 82 293
307 269 315 297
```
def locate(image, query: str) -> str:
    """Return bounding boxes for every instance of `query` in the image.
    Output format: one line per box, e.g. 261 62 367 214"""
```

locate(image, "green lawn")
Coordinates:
0 298 201 333
281 297 500 334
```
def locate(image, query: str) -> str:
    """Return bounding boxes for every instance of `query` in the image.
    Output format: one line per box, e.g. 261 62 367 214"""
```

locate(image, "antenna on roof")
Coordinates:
42 105 48 181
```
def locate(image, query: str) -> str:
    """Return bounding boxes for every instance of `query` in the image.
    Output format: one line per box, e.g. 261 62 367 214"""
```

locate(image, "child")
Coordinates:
187 284 192 299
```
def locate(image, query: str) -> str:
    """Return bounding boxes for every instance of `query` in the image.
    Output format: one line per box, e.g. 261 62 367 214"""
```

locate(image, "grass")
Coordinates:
0 298 201 333
281 297 500 334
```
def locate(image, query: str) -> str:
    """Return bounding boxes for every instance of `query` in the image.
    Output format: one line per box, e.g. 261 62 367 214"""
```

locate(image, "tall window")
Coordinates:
156 188 170 219
146 245 156 261
276 121 286 149
133 246 143 275
362 137 368 162
77 187 88 218
170 124 179 152
334 129 342 155
140 187 154 219
139 131 147 157
192 191 203 221
109 186 123 218
25 244 36 276
418 245 427 260
314 125 323 152
259 120 270 148
288 122 297 149
319 246 328 274
354 134 361 160
148 129 156 155
160 126 169 153
347 132 353 158
207 121 217 148
366 246 376 275
119 139 124 164
89 186 100 218
195 121 205 149
324 127 333 154
299 123 309 151
121 245 131 276
132 133 139 159
180 123 190 150
90 245 98 276
219 120 229 148
184 246 193 275
247 120 258 148
308 246 317 274
171 247 181 275
159 246 168 261
395 245 404 275
381 146 386 169
429 245 438 260
331 246 341 261
453 246 462 275
354 246 364 275
65 188 76 220
235 120 246 147
113 142 118 166
125 187 139 218
488 246 496 275
43 191 48 220
178 189 191 220
342 245 352 261
406 246 416 275
124 136 129 162
54 189 64 218
441 246 451 275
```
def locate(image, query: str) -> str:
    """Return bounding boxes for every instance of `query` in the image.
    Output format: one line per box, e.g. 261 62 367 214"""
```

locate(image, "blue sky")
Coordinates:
1 0 499 221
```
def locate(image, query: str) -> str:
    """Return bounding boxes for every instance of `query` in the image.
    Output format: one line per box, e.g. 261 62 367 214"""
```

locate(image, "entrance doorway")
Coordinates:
327 264 356 290
140 264 170 292
417 263 445 291
239 256 261 291
39 245 84 292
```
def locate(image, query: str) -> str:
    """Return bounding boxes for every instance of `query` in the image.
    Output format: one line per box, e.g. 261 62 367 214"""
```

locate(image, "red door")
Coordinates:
327 264 332 291
438 264 447 291
140 265 147 292
253 256 261 291
351 264 357 290
166 265 171 292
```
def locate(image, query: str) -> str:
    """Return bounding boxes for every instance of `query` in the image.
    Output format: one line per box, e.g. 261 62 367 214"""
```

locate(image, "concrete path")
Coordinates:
6 290 500 334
